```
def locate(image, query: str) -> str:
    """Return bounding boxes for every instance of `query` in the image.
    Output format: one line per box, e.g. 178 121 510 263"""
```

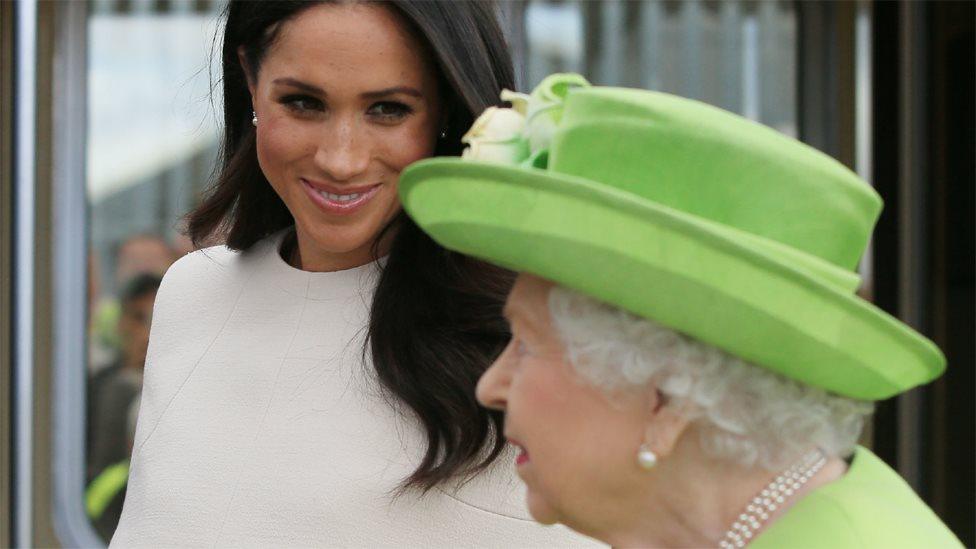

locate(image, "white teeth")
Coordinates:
319 190 362 202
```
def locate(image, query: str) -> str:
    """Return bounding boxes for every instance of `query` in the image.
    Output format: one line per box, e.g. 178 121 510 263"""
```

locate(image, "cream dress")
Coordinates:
112 229 599 548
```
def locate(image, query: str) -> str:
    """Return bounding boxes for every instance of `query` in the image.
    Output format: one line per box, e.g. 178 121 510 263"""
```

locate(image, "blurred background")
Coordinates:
2 0 973 546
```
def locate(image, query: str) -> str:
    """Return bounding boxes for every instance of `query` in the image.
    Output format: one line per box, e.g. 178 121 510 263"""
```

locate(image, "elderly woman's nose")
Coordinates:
313 118 371 182
476 358 511 411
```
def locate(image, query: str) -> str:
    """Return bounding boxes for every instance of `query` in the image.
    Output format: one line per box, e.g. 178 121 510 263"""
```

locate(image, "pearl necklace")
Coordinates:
718 449 826 548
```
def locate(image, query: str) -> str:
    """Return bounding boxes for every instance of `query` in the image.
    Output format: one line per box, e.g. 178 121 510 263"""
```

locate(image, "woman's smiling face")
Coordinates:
245 2 441 270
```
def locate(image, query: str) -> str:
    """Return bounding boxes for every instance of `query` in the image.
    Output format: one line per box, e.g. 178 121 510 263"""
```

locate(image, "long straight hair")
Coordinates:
186 1 516 490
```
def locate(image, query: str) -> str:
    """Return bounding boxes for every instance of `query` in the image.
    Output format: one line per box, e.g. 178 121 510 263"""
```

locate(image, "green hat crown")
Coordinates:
541 78 881 295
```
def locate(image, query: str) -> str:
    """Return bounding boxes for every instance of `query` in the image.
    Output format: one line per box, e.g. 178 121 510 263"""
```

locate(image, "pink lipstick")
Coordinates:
508 438 530 466
301 178 382 216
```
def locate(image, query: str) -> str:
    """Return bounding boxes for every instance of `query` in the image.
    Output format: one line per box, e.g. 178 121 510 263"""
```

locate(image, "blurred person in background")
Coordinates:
87 253 117 374
114 233 179 285
112 2 596 547
400 74 963 547
87 396 141 543
88 274 161 482
88 234 177 375
87 233 176 483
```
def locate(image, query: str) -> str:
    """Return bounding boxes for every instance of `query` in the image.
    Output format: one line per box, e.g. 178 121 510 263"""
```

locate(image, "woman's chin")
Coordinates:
293 207 399 261
525 490 561 525
297 223 377 257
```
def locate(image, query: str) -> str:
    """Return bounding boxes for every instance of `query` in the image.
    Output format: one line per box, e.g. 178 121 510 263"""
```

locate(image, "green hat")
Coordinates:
399 74 945 400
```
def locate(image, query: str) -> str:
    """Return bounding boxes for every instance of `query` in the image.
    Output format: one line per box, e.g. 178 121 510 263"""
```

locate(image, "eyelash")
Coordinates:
278 94 413 122
368 101 413 121
280 94 323 114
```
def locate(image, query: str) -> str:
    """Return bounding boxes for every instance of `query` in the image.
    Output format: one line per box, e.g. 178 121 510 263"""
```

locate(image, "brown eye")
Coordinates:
367 101 412 121
280 94 323 113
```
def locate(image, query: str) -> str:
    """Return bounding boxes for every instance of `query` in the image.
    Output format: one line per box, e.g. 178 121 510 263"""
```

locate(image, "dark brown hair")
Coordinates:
186 0 516 490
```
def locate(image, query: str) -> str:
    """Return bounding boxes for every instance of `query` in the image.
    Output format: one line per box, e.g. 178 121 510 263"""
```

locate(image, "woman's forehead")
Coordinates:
263 3 435 89
506 275 556 333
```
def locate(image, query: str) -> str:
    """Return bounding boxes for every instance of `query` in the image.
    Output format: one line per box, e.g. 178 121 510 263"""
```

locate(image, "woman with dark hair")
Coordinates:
111 2 595 546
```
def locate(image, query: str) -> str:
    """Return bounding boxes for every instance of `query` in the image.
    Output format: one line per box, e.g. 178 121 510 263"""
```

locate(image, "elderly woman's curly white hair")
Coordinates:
548 286 873 471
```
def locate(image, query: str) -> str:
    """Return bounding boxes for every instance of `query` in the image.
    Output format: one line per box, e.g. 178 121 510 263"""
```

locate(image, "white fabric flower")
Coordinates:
501 89 559 153
459 74 590 166
460 106 529 165
499 89 532 116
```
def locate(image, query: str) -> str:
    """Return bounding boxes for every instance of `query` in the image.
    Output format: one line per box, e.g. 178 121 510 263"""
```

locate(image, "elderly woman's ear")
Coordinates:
640 390 693 460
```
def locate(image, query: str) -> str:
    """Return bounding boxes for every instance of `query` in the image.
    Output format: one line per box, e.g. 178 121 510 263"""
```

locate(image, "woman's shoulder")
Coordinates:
148 236 282 344
131 235 282 452
754 447 963 548
160 244 245 293
148 245 240 325
156 232 282 305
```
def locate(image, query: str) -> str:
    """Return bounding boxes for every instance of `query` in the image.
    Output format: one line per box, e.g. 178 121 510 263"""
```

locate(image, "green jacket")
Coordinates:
753 446 962 548
86 459 129 542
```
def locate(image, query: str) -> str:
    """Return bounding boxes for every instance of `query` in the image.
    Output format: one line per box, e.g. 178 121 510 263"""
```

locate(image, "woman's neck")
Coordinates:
284 225 394 273
604 444 847 548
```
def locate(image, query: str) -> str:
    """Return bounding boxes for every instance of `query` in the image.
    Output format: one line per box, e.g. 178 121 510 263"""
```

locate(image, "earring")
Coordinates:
252 111 258 127
439 129 447 139
637 443 657 470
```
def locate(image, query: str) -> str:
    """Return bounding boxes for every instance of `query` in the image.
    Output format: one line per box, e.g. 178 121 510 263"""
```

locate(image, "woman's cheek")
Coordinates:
517 364 574 441
257 119 315 192
256 118 285 171
383 120 438 171
260 116 308 160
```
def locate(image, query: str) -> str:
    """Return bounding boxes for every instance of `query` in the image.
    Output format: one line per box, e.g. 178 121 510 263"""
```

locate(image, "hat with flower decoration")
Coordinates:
398 73 945 400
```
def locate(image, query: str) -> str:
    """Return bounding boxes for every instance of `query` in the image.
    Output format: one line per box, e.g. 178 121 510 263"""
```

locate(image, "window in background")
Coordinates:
84 0 224 543
517 0 797 135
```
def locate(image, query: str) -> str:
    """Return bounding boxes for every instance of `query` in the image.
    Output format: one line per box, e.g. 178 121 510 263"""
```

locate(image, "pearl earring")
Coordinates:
637 443 657 470
252 111 258 127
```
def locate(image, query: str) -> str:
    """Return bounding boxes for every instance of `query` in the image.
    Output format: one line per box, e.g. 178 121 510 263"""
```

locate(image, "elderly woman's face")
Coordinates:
477 274 655 533
247 3 441 268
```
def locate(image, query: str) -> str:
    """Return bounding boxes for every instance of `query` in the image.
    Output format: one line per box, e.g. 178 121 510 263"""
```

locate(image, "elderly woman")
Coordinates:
398 74 963 547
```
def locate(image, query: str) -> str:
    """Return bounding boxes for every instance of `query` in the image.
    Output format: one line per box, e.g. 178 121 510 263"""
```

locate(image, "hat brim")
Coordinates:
399 158 945 400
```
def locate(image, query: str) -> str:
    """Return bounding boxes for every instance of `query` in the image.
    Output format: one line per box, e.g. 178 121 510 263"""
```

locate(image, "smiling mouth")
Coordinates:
321 190 364 202
301 178 382 215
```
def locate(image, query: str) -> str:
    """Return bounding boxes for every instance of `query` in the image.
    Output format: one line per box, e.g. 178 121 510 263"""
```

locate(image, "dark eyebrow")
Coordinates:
272 77 325 95
360 86 423 100
271 79 422 101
